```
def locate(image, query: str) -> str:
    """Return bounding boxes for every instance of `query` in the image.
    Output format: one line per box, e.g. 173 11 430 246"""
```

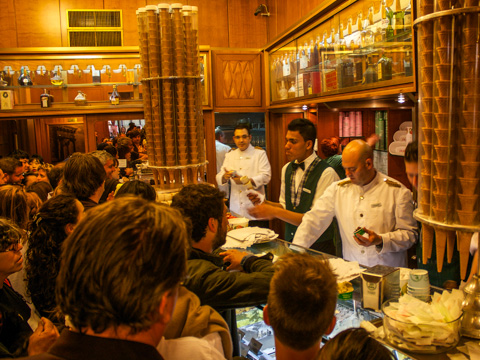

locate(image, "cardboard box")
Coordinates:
0 90 14 109
361 265 399 311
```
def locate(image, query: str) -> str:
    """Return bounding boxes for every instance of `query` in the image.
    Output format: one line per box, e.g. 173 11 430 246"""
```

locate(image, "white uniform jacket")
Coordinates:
216 144 271 219
293 171 417 267
215 140 231 173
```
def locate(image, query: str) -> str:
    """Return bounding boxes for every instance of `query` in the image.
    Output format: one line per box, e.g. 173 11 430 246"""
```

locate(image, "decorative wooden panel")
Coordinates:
213 52 263 108
227 0 268 48
15 0 62 47
0 0 17 48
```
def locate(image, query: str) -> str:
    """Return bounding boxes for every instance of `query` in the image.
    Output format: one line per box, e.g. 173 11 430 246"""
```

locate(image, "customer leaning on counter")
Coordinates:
293 139 418 267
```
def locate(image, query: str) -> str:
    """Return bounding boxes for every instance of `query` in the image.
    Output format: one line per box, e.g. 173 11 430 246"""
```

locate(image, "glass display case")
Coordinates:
268 0 414 103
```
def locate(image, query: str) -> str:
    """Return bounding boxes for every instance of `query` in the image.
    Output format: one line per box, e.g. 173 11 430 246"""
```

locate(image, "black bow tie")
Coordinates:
291 162 305 171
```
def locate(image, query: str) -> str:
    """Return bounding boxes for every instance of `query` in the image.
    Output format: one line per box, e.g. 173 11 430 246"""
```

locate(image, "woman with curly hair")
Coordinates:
25 195 84 322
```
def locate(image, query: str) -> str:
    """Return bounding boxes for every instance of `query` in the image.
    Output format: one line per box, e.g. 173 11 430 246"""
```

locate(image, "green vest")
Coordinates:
284 158 336 248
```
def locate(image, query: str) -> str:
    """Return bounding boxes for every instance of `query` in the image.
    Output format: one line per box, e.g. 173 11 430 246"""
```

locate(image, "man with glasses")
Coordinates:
216 123 271 225
293 139 417 267
0 157 24 185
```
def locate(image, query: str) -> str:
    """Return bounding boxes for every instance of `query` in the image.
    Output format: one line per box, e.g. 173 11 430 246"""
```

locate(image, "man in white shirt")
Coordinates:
215 127 231 173
293 139 417 267
248 119 339 254
216 123 271 225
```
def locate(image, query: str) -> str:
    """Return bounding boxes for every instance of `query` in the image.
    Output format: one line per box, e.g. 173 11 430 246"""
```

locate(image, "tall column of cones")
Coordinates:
137 3 206 187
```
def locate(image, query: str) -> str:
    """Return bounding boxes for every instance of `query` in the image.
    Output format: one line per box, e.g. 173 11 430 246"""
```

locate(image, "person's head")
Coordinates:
0 185 29 229
128 129 141 145
96 142 108 151
342 140 375 185
36 165 51 184
0 218 25 280
23 172 38 187
56 197 188 337
0 157 24 184
90 150 116 180
285 118 317 163
0 168 5 186
47 166 64 190
26 195 84 317
62 153 106 200
320 137 341 158
8 149 30 172
115 180 157 201
128 122 136 130
215 127 226 142
233 123 252 151
264 253 337 352
404 141 418 189
103 145 118 159
317 328 393 360
171 184 227 252
29 155 44 173
27 181 53 203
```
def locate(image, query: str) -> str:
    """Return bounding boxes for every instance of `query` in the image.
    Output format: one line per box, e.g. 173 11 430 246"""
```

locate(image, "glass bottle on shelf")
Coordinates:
278 80 288 100
312 37 321 94
394 0 405 36
404 50 413 76
50 71 63 86
377 51 393 81
404 0 412 27
287 81 296 98
339 23 346 51
40 89 51 108
385 1 394 41
18 67 33 86
348 18 353 35
363 56 378 84
110 84 120 105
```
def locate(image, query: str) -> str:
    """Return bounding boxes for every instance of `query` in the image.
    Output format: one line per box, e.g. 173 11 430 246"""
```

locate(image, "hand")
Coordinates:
125 168 134 176
248 203 275 220
106 191 115 202
353 227 382 247
247 192 262 206
232 175 243 185
222 169 235 184
219 249 250 271
28 317 60 356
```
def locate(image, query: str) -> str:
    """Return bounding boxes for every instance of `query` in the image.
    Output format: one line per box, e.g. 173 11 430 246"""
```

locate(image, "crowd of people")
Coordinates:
0 119 443 359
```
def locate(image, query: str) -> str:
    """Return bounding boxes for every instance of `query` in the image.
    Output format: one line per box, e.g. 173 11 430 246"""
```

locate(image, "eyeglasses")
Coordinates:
0 240 21 253
233 135 250 140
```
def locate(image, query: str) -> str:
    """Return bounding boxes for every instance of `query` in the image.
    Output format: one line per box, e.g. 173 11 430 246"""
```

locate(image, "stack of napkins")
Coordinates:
224 227 279 249
328 258 365 283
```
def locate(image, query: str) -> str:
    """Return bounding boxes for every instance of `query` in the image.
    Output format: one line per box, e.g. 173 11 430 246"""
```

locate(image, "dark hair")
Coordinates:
171 184 225 243
25 195 81 320
234 122 251 135
47 166 64 190
320 137 341 157
7 149 29 160
128 129 141 138
62 153 106 200
26 181 53 202
115 180 157 201
56 197 188 333
0 217 25 252
0 185 29 229
97 142 108 151
103 145 117 158
30 154 44 164
287 118 316 143
22 172 37 187
317 328 394 360
404 141 418 163
0 157 23 175
268 253 337 351
117 144 131 159
90 150 115 166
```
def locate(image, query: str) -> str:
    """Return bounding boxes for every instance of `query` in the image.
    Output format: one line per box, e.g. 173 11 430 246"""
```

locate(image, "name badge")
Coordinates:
371 203 382 208
302 188 311 194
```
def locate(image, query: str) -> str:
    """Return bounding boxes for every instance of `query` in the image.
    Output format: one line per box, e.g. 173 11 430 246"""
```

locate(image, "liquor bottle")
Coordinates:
394 0 405 36
343 58 355 87
18 67 33 86
404 0 412 27
312 38 321 93
40 89 51 108
287 81 296 98
278 80 288 100
363 56 378 84
348 18 353 35
110 84 120 105
404 50 413 76
339 23 346 51
377 52 393 81
385 1 394 41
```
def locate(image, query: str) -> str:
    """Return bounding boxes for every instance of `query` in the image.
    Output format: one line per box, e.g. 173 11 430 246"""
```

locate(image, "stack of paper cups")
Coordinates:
407 269 430 302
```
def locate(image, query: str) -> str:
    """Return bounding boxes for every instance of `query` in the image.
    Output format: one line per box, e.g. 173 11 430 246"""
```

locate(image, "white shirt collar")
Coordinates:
294 152 318 169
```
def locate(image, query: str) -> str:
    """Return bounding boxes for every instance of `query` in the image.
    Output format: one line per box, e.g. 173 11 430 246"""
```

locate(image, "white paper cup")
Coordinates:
408 269 430 288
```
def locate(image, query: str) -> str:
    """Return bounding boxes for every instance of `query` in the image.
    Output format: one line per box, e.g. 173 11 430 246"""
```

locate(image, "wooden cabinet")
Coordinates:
212 51 264 109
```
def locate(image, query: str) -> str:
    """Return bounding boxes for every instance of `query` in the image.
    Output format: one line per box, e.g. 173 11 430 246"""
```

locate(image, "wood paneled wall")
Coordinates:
0 0 332 49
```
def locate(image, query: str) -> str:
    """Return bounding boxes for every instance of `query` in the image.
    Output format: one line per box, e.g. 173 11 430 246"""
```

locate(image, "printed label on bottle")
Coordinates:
283 61 291 76
378 63 383 80
300 56 308 70
41 97 49 108
111 98 119 105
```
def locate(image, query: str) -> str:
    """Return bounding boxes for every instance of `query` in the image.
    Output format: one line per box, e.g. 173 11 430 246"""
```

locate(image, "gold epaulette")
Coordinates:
337 179 352 187
228 148 237 152
384 178 401 187
254 146 264 150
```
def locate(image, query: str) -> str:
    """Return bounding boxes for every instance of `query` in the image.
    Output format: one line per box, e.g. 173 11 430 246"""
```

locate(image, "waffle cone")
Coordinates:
458 231 473 280
422 224 434 264
435 227 447 272
447 230 455 263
